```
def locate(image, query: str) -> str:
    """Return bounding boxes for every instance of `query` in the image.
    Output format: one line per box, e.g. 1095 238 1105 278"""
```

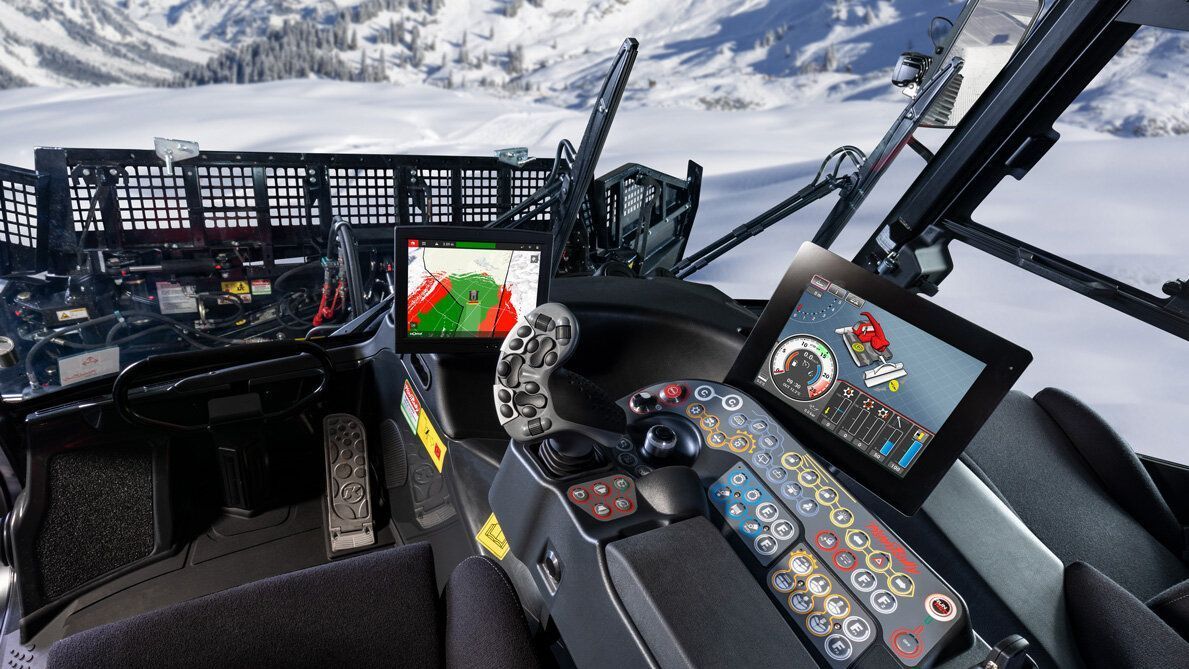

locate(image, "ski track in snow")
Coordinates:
0 80 1184 464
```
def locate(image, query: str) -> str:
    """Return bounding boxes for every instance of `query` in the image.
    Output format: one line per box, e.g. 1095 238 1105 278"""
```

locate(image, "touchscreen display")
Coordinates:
405 237 544 340
754 273 986 477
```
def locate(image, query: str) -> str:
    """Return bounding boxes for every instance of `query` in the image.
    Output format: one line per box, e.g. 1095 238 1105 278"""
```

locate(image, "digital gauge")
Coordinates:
789 294 844 323
769 335 837 402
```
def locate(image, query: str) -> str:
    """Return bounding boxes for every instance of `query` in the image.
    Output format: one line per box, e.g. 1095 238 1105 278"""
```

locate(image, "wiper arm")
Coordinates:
673 174 851 280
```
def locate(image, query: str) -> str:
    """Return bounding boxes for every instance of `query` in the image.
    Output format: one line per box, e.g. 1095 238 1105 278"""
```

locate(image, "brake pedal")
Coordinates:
324 413 376 556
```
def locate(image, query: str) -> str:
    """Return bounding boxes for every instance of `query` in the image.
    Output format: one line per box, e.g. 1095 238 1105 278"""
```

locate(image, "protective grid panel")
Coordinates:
116 165 190 231
621 175 656 217
198 166 257 228
605 187 621 239
511 171 551 226
461 169 499 225
0 177 37 247
329 167 397 225
407 168 453 225
267 167 318 227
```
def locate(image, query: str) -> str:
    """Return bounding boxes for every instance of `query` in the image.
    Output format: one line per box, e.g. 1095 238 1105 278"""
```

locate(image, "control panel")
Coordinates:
566 474 638 521
624 380 967 668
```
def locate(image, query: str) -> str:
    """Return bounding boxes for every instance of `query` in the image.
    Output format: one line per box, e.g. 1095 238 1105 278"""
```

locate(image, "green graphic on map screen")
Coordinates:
406 238 543 339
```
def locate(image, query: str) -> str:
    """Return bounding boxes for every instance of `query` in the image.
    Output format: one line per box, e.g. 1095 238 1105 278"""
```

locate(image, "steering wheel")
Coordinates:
112 340 335 431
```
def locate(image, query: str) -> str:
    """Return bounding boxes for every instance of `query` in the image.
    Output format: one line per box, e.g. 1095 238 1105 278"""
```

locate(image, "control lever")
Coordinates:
971 635 1036 669
494 303 626 474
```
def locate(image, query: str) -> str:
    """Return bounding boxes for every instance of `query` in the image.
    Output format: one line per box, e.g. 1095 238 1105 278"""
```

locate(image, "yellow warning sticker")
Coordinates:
221 280 251 295
416 409 448 472
476 513 509 560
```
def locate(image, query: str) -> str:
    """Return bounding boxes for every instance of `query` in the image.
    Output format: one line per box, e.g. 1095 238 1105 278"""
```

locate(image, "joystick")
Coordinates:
494 303 626 475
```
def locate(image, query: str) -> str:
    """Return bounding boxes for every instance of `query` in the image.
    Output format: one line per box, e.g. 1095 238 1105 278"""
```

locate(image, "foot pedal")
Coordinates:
324 413 376 556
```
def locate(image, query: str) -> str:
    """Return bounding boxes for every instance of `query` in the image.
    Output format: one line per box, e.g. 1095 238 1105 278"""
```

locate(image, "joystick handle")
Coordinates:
493 303 625 447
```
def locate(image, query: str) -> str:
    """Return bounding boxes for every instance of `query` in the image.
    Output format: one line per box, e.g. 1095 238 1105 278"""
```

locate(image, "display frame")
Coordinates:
393 225 553 353
726 242 1032 515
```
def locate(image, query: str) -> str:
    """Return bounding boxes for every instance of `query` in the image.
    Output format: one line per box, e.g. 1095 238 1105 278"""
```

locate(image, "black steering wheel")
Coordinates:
111 340 335 431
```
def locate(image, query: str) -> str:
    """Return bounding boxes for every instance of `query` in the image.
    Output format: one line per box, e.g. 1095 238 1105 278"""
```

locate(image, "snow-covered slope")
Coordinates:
0 81 1184 460
0 0 210 87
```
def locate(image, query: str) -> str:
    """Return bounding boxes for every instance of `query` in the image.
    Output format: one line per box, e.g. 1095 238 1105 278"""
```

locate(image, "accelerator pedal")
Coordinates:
324 413 376 556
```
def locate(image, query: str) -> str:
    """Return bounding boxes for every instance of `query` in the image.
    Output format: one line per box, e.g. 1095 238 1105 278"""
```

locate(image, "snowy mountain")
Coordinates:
0 0 210 87
0 0 1186 136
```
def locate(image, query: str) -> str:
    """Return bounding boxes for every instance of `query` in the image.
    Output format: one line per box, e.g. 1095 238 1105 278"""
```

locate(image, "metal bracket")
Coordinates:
154 137 201 172
495 147 532 167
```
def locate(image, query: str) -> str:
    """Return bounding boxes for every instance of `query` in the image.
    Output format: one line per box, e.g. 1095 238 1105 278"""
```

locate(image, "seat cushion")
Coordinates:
443 555 541 669
48 543 443 669
964 390 1188 600
1065 562 1189 669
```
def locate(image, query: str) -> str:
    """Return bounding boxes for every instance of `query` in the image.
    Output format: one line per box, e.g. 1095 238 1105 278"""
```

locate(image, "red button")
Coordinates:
661 384 685 403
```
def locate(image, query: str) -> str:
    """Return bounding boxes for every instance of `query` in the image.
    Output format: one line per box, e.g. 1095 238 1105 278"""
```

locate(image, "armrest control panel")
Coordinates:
623 380 970 668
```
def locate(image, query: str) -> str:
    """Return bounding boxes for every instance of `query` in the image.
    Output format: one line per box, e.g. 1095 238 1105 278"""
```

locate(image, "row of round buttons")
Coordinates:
769 548 875 663
567 476 635 521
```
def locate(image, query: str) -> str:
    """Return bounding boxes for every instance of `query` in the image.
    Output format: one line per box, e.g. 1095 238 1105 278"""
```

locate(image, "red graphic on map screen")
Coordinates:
408 273 518 337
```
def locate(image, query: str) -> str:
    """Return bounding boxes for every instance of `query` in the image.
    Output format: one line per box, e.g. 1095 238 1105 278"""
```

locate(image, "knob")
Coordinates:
660 383 685 403
642 424 678 460
629 391 660 414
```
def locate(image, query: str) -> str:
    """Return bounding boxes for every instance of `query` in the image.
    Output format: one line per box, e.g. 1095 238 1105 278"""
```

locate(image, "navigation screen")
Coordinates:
405 238 543 340
754 274 986 477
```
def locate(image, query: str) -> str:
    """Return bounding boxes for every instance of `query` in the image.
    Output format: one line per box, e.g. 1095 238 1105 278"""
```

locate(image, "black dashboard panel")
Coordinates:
727 243 1031 514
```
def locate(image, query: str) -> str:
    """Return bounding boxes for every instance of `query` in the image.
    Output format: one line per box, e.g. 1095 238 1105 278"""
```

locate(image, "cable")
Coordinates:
73 183 107 270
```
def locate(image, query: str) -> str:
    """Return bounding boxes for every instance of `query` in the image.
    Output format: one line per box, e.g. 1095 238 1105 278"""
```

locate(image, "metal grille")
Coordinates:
621 174 655 216
512 171 551 225
267 167 317 227
198 166 257 228
0 176 36 248
329 167 397 225
461 169 498 224
116 165 189 231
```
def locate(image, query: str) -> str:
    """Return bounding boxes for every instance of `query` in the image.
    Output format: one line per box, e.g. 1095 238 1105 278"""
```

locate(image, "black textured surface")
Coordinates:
380 418 409 488
1034 388 1184 556
444 556 542 669
606 517 812 669
1065 562 1189 669
1149 578 1189 642
964 390 1188 599
48 543 443 669
35 444 155 603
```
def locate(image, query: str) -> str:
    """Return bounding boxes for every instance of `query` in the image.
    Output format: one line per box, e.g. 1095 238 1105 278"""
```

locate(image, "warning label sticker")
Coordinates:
400 381 421 432
59 346 120 386
250 279 272 296
220 281 252 304
416 410 448 473
156 281 197 315
476 513 510 560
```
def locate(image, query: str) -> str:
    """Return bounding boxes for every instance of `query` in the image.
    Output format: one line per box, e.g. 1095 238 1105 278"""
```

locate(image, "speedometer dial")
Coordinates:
770 335 837 402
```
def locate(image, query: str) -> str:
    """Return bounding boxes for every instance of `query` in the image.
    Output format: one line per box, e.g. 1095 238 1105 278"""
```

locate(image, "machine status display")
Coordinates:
405 238 544 340
754 274 986 477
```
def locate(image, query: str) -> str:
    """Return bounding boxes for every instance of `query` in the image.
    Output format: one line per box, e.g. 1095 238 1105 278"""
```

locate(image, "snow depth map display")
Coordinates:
406 238 543 339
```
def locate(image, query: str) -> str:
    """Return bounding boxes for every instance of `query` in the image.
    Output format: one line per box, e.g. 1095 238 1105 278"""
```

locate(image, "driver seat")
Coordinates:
47 543 543 669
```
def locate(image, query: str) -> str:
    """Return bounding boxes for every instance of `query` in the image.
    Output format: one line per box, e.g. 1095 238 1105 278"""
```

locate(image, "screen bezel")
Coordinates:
726 242 1032 515
393 226 552 353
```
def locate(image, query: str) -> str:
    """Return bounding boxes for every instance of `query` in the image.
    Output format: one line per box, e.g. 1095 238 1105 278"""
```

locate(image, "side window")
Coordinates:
933 27 1189 464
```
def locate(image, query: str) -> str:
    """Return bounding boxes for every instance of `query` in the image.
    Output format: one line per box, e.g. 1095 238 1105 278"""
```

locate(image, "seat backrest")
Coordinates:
963 390 1188 600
